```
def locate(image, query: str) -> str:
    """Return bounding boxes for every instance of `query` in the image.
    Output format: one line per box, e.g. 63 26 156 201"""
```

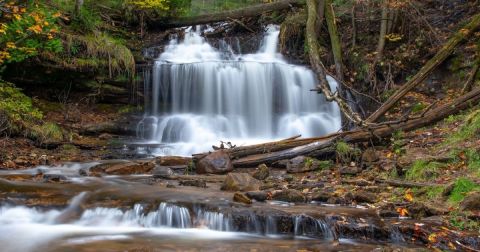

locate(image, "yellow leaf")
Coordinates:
404 189 414 202
428 233 437 243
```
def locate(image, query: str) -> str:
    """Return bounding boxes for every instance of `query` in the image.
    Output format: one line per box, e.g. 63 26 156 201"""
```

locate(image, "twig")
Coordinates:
227 17 255 33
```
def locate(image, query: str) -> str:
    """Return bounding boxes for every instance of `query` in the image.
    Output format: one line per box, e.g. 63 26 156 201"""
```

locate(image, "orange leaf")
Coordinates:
404 189 414 202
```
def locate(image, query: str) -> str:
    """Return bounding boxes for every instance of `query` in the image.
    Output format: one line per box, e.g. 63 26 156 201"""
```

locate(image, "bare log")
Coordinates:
150 0 306 28
367 13 480 123
230 87 480 167
462 60 480 93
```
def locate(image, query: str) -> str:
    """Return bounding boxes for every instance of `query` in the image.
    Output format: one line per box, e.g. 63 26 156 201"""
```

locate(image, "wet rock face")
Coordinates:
286 156 331 173
196 150 233 174
460 192 480 211
233 192 252 204
89 161 155 175
155 156 192 166
221 173 262 192
272 189 306 203
252 164 269 180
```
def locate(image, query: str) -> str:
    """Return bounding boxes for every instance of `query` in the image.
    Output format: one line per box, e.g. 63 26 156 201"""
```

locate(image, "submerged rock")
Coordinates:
286 156 331 173
252 164 270 180
233 192 252 204
221 173 261 192
272 189 305 203
196 150 233 174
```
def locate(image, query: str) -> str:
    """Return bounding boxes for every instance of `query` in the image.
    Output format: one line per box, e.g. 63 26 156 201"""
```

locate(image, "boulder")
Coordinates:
152 166 174 178
221 173 261 192
246 191 269 202
286 156 331 173
196 150 233 174
252 164 269 180
460 192 480 211
272 189 305 203
339 166 361 175
179 179 207 188
156 156 192 166
233 192 252 204
361 148 379 167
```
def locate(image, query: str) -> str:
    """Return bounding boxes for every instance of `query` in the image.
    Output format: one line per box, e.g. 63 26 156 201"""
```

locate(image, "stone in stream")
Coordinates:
286 156 331 173
221 173 262 192
309 191 334 202
246 191 269 202
271 189 306 203
353 191 377 204
152 166 175 178
155 156 192 166
196 150 233 174
89 161 155 175
252 164 269 180
460 192 480 211
233 192 252 204
179 179 207 188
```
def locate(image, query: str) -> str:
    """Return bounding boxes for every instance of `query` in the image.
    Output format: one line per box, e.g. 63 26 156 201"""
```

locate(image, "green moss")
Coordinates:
412 102 426 114
405 160 444 181
449 178 480 203
425 186 445 200
335 141 361 164
446 109 480 144
31 122 64 143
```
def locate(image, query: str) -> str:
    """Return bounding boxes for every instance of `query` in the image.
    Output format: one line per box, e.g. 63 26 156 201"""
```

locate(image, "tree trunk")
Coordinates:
306 0 365 126
315 0 325 34
351 2 357 49
151 0 306 28
325 0 344 82
375 1 388 62
367 13 480 123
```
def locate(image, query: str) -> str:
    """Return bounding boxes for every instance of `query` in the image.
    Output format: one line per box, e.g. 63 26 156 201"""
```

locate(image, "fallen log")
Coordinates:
150 0 305 28
228 87 480 167
367 13 480 123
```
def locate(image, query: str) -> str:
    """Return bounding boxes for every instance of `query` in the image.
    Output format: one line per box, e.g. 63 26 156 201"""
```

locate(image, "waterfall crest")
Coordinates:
139 25 341 156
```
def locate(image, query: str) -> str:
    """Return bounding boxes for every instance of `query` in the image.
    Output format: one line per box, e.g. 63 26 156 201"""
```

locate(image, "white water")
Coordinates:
138 25 342 156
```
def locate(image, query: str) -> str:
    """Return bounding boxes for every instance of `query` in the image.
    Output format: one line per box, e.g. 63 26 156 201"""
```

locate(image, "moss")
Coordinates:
405 160 445 181
449 178 480 203
335 141 361 164
30 122 64 143
411 102 426 114
446 108 480 144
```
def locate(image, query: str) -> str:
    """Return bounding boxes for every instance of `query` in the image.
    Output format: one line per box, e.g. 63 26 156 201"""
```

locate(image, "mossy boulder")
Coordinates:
286 156 331 173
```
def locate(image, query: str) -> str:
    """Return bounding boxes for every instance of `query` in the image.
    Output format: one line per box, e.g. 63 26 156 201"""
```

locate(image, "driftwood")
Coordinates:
150 0 305 28
367 13 480 123
194 87 480 167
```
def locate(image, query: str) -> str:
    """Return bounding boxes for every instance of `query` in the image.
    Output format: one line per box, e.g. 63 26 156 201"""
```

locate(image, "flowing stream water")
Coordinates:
137 25 342 156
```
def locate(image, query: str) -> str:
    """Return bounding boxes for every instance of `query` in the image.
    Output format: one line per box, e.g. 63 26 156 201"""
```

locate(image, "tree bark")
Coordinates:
367 13 480 123
150 0 306 28
375 1 388 62
325 0 344 82
306 0 365 127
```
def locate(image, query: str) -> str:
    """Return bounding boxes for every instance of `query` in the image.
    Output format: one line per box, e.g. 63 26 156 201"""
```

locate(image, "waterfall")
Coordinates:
139 25 342 156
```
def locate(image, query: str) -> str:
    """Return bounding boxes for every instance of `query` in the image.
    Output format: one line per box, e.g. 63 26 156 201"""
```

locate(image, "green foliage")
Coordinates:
448 178 480 203
0 3 63 66
411 102 426 114
405 160 444 181
335 140 361 164
30 122 64 143
449 210 480 232
0 81 43 132
425 186 444 200
128 0 169 10
391 130 405 155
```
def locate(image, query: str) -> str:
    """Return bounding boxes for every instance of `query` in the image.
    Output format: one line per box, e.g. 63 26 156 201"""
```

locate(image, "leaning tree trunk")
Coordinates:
306 0 365 127
367 13 480 123
325 0 344 82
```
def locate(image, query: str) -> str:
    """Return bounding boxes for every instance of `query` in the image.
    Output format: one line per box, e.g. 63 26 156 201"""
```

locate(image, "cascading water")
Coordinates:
138 25 342 156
